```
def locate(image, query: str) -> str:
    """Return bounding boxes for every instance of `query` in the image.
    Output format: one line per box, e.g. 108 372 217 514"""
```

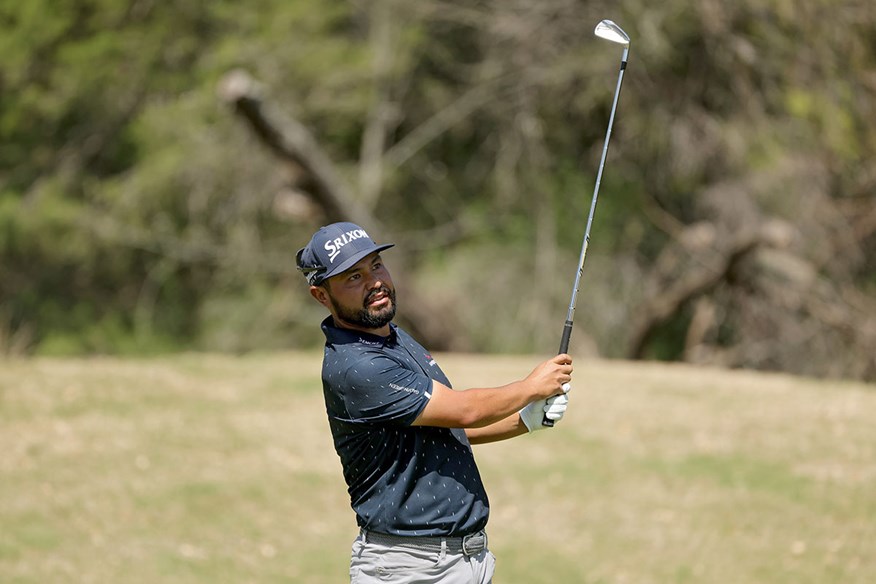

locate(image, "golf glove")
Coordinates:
520 383 571 433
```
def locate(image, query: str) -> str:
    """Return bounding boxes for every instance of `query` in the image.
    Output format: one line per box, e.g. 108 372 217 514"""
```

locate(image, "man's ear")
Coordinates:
309 285 331 308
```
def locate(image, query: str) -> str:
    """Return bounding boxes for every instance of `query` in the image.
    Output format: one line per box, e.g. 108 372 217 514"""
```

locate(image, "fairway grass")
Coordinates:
1 353 873 583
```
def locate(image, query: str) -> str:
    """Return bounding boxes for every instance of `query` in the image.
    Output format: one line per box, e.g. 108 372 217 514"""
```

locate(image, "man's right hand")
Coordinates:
524 353 573 400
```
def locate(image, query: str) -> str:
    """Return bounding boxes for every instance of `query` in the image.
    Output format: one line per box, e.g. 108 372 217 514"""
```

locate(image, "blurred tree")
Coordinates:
1 0 874 379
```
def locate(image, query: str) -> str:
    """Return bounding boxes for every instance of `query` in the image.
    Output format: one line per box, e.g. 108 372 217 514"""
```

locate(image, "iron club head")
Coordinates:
594 20 630 46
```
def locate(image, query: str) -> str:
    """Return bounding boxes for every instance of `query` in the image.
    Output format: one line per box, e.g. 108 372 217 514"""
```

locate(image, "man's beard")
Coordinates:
329 285 397 330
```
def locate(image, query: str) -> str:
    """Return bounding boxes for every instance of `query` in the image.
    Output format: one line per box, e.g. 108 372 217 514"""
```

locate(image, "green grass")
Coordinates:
1 353 874 583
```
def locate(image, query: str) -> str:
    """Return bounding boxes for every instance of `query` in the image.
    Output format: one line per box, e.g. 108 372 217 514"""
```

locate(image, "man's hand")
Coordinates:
520 383 571 433
524 354 573 401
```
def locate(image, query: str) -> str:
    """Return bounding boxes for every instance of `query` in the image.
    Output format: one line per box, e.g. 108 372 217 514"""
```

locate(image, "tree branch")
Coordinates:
218 69 379 230
628 221 793 359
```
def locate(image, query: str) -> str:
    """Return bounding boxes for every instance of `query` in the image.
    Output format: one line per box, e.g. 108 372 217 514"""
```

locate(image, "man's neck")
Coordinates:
332 317 391 338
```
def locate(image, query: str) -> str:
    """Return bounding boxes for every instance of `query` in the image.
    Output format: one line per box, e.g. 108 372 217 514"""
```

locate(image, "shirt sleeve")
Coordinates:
337 352 433 426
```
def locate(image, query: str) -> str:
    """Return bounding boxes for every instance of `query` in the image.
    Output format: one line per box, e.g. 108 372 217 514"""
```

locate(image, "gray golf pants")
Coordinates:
350 529 496 583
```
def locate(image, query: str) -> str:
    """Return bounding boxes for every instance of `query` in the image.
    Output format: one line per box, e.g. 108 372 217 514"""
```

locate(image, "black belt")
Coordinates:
361 529 488 556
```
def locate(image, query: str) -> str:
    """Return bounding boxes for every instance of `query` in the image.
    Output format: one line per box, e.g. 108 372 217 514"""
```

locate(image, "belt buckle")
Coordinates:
462 531 486 556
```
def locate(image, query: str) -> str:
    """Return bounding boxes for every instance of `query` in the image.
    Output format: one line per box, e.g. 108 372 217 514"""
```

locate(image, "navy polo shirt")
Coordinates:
320 316 490 537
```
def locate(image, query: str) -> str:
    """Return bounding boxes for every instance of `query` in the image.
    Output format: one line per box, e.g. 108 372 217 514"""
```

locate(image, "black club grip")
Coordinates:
542 320 574 427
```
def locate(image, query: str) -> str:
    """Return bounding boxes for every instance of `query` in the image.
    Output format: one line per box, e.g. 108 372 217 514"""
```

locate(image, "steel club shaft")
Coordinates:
543 20 629 427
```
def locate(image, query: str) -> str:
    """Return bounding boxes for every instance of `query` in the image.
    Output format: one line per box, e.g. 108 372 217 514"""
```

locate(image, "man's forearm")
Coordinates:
413 354 573 429
414 380 542 429
465 413 528 445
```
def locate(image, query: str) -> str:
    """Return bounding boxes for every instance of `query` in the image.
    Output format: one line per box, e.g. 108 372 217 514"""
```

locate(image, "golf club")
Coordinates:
544 19 630 427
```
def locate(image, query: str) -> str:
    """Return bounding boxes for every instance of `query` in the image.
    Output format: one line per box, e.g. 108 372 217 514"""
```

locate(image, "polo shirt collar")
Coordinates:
321 315 397 347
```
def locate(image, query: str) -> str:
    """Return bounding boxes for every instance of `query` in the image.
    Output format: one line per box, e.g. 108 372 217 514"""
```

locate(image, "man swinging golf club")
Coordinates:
297 221 572 583
299 17 629 582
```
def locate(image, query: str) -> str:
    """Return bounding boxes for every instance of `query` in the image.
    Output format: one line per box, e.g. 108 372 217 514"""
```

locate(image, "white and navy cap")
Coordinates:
296 222 394 286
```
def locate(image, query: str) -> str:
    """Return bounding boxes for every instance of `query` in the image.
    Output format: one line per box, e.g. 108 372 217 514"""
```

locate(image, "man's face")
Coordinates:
315 252 396 331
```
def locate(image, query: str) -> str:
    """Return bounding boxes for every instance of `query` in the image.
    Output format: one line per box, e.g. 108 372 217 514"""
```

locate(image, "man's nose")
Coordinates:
364 273 383 289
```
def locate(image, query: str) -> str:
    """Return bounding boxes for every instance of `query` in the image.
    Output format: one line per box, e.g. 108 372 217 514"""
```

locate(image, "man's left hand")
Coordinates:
520 383 571 432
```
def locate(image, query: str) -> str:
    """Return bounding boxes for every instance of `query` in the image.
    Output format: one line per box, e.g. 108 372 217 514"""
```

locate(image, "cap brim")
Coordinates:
320 243 395 282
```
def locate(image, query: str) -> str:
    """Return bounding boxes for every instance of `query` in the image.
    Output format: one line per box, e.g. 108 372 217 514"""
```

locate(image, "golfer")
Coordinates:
297 222 573 583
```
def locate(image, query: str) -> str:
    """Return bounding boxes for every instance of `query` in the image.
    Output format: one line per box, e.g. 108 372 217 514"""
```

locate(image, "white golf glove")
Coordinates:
520 383 571 433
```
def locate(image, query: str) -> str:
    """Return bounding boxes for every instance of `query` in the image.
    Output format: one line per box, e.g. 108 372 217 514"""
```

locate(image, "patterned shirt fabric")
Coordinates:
320 316 490 537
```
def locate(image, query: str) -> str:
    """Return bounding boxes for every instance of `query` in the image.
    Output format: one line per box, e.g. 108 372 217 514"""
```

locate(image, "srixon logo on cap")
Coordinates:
324 228 369 263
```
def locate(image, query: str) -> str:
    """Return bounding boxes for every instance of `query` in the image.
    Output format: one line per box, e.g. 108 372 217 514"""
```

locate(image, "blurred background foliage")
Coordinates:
1 0 874 379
